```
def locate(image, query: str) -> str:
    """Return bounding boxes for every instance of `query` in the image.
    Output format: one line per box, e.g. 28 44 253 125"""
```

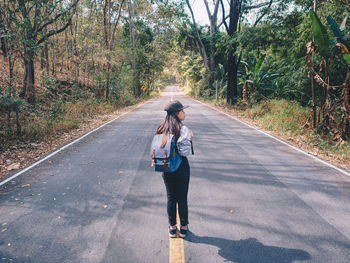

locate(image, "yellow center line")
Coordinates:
169 205 185 263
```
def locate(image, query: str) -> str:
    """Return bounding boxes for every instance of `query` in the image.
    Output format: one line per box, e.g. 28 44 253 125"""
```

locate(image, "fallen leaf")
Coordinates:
228 209 233 213
80 161 94 165
14 198 19 201
103 205 108 209
21 184 30 188
7 163 20 171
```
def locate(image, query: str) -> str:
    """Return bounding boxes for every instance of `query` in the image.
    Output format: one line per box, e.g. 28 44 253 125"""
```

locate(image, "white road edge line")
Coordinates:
192 98 350 178
0 100 152 187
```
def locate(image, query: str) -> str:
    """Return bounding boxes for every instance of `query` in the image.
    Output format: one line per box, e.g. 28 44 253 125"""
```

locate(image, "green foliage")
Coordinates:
0 95 25 113
326 15 350 49
244 99 311 135
309 10 331 58
327 16 343 39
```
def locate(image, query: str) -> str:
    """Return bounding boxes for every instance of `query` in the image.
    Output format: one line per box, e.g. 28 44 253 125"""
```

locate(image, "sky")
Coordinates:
191 0 211 25
189 0 264 27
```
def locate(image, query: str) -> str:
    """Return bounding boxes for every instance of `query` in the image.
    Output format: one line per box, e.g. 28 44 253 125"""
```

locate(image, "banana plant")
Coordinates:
309 10 350 65
309 10 331 59
238 55 281 102
326 15 350 65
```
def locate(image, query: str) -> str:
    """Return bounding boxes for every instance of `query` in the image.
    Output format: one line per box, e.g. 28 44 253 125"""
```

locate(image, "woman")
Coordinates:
156 100 193 238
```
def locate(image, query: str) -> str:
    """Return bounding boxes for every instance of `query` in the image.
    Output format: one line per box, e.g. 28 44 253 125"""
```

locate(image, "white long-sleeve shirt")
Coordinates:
177 126 192 156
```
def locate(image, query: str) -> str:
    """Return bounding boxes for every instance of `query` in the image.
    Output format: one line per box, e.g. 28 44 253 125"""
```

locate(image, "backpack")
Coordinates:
150 134 182 173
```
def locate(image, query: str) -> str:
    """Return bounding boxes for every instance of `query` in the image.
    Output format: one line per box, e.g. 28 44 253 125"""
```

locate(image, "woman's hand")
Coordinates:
190 130 194 140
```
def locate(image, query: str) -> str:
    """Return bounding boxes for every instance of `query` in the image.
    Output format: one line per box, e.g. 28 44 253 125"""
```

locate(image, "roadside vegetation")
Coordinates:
244 100 350 168
0 0 180 177
173 0 350 171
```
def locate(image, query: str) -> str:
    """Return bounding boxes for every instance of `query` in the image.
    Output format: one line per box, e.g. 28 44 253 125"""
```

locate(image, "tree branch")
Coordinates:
212 0 221 26
253 0 273 27
110 0 125 50
203 0 212 22
37 0 79 45
218 13 230 30
103 0 110 47
37 1 74 33
244 1 272 10
185 0 210 72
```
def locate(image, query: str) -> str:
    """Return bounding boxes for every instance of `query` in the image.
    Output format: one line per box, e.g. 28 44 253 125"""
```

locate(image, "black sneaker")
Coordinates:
179 226 188 238
168 226 177 238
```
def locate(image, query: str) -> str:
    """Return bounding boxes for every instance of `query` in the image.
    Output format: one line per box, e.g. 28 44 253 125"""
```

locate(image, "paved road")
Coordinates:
1 86 350 262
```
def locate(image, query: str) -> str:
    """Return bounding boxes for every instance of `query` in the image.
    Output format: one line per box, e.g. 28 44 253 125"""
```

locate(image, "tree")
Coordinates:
307 10 350 140
185 0 221 85
185 0 211 77
4 0 79 104
127 0 139 97
102 0 124 100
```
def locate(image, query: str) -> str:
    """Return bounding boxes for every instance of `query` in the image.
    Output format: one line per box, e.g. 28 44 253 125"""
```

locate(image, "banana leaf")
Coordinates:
218 64 225 79
327 16 343 38
327 15 350 50
309 10 331 58
340 16 348 31
343 54 350 65
335 43 350 65
253 55 265 76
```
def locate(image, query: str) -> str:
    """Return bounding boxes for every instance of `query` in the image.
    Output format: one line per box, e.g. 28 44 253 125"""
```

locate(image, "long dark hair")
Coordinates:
156 112 182 140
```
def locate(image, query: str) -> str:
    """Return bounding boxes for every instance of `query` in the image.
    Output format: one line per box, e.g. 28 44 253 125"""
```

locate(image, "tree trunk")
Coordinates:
127 0 138 97
311 75 317 128
40 39 49 73
105 60 110 100
227 51 238 104
22 54 36 104
0 15 7 57
343 72 350 139
51 48 56 76
203 0 220 87
186 0 210 75
8 51 14 95
242 83 249 102
1 35 8 57
226 0 240 104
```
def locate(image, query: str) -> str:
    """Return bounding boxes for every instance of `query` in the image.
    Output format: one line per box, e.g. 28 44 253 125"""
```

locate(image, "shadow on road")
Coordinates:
186 233 311 263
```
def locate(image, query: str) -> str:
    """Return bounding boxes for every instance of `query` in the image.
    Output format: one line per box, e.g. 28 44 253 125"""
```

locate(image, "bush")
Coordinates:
244 99 311 135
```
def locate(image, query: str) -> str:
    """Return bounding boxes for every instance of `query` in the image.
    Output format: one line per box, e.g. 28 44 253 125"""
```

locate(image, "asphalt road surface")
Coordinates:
1 85 350 263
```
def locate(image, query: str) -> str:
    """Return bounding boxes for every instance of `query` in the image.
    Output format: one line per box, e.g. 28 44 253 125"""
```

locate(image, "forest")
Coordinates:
1 0 350 173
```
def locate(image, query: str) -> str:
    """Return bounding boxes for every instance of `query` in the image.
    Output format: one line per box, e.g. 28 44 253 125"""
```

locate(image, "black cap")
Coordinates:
164 100 189 114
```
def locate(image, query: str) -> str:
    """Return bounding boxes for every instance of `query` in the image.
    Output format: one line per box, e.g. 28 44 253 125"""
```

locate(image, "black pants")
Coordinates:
162 157 190 226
